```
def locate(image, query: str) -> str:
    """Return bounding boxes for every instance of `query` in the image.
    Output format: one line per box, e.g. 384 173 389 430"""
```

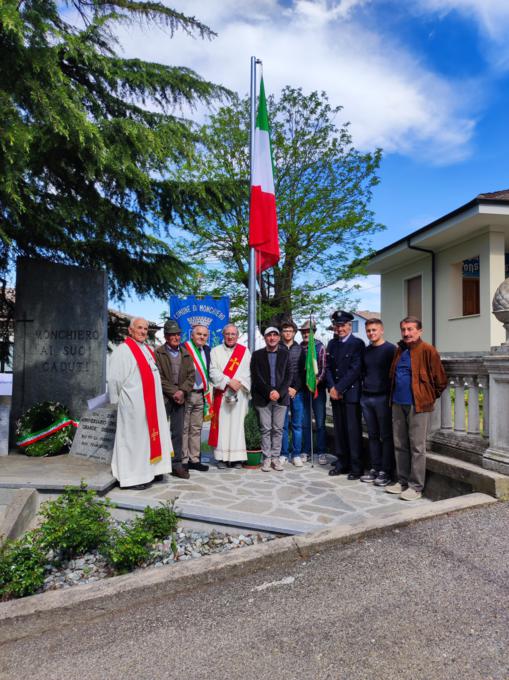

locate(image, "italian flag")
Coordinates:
249 77 279 274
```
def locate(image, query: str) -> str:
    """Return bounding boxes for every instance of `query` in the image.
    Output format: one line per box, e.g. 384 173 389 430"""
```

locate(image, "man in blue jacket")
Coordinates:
326 310 365 479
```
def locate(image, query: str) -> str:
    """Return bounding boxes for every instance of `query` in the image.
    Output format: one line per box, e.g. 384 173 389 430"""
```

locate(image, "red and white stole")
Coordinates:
208 343 247 448
124 336 162 464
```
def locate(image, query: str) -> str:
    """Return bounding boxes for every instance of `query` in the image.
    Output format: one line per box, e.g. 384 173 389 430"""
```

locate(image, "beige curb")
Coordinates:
0 492 497 643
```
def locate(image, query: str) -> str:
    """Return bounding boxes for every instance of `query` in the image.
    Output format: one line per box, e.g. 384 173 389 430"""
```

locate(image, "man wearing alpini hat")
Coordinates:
326 310 365 479
154 319 195 479
299 319 327 464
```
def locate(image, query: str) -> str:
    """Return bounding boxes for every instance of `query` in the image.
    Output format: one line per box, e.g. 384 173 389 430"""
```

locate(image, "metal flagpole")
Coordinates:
309 311 315 468
309 388 314 468
247 56 260 353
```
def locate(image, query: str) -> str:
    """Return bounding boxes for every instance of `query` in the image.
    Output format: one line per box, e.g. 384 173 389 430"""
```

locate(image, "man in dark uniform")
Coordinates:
326 310 365 479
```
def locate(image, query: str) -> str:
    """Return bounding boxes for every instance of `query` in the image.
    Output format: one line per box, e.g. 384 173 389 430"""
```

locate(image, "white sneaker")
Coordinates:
280 456 288 465
261 458 272 472
272 458 284 471
300 453 308 463
292 456 304 467
318 454 328 465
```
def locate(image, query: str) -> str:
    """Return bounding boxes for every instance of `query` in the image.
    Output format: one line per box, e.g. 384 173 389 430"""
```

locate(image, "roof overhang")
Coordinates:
366 199 509 274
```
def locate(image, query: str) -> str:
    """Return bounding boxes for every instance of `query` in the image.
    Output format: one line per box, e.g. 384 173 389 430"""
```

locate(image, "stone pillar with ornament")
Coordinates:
483 278 509 474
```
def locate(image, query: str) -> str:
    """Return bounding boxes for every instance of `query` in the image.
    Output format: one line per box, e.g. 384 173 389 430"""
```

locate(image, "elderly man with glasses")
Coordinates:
209 324 251 469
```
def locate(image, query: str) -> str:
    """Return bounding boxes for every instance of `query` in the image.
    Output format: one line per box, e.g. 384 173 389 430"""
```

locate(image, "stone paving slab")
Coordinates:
0 454 435 535
0 454 115 493
107 460 432 534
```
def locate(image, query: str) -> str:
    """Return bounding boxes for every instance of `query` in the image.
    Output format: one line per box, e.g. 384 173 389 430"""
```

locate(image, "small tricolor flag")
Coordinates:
249 77 279 274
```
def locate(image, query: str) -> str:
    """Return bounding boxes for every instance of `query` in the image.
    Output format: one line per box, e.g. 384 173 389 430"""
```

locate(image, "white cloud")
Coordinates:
113 0 484 163
414 0 509 69
416 0 509 40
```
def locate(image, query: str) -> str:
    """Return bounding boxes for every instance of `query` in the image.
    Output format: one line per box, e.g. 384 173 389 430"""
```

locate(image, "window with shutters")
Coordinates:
462 257 480 316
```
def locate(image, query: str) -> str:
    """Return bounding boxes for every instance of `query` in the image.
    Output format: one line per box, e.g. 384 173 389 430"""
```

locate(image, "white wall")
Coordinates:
379 228 507 353
435 229 505 352
380 255 433 345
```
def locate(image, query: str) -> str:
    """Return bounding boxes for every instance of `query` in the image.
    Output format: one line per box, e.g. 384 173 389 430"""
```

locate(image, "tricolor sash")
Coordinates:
124 336 162 464
184 340 214 421
208 343 247 448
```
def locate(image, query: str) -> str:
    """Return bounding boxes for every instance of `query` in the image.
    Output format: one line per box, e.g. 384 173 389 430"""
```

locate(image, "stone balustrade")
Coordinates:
435 356 488 435
429 355 490 467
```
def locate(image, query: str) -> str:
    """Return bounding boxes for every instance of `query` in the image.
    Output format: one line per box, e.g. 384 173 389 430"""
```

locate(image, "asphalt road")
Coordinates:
1 503 509 680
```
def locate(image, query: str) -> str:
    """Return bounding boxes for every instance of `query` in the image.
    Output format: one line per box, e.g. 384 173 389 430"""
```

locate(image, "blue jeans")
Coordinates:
281 391 304 459
302 387 327 454
360 393 394 475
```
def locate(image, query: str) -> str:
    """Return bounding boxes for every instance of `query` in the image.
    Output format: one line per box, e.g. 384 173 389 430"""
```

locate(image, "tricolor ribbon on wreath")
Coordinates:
184 339 214 422
208 343 247 448
16 417 79 448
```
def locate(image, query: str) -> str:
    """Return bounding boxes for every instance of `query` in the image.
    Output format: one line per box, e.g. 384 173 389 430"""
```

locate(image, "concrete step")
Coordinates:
0 454 115 493
0 488 39 546
426 452 509 500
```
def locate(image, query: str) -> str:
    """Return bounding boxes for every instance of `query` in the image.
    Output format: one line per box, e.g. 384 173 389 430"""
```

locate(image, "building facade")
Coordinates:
366 190 509 353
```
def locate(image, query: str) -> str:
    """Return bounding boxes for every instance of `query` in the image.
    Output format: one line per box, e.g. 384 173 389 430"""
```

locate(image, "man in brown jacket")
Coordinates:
386 316 447 501
155 319 195 479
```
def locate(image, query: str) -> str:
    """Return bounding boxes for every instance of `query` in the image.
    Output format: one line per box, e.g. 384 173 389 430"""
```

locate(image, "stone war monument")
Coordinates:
11 258 108 445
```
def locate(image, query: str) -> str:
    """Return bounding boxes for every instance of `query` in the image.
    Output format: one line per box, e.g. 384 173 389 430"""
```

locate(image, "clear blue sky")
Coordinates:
115 0 509 322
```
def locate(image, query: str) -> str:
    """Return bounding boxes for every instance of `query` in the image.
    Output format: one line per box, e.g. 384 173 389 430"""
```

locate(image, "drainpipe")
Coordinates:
406 239 436 346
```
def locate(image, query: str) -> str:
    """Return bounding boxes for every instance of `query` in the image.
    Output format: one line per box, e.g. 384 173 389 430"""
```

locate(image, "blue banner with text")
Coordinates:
169 295 230 347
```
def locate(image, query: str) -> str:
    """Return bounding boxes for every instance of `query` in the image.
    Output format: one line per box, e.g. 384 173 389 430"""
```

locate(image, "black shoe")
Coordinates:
124 482 152 490
360 469 377 483
329 467 349 477
347 473 361 480
188 461 209 472
171 466 190 480
374 471 392 487
153 474 165 483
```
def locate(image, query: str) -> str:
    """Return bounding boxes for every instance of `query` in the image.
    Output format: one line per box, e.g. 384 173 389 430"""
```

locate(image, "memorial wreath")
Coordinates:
16 401 79 457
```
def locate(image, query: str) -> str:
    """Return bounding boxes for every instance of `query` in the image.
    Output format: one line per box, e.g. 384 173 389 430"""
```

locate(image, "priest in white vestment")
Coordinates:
108 317 172 489
209 324 251 467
